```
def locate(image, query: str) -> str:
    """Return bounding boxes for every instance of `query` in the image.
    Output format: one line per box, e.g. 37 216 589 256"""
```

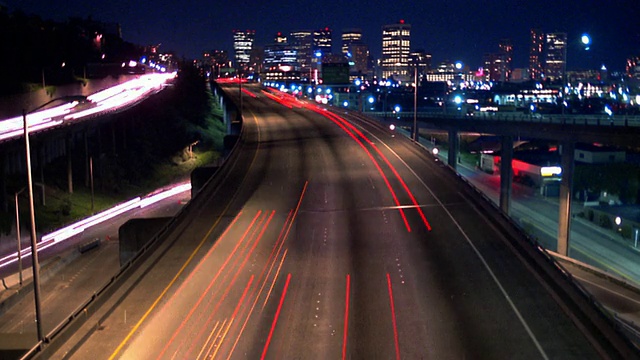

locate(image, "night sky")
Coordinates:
5 0 640 72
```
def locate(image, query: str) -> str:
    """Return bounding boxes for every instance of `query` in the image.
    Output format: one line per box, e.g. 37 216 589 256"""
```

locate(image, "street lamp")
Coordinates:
413 66 418 142
22 95 86 344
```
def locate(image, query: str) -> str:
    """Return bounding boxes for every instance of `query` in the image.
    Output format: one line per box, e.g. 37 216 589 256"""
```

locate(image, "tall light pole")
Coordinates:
413 66 418 142
23 108 44 342
21 95 86 344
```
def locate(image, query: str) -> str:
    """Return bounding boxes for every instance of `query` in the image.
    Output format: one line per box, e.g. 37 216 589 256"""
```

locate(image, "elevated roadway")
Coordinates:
40 84 637 359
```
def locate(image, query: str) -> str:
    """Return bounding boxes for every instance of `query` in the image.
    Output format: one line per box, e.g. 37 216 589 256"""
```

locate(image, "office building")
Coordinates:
381 20 411 82
545 32 567 81
348 42 371 76
290 30 313 71
498 39 513 82
408 50 432 79
233 29 255 72
341 28 363 56
313 27 332 55
529 28 544 80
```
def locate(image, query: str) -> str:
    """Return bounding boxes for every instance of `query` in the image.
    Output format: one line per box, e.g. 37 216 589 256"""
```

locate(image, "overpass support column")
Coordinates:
447 130 459 170
66 134 73 194
557 141 575 256
499 136 513 215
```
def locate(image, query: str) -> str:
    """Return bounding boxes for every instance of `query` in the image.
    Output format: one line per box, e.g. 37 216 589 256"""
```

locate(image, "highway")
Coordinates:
47 84 635 359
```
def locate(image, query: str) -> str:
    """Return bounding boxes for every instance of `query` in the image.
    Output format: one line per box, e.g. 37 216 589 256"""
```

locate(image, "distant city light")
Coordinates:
343 101 349 107
394 105 401 112
455 61 463 70
368 96 375 104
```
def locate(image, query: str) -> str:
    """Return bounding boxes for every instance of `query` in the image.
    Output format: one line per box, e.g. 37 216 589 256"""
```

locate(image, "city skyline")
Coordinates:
4 0 639 72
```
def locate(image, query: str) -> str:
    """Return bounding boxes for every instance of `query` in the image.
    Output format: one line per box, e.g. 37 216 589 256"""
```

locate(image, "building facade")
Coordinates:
290 30 313 72
545 32 567 81
381 20 411 82
341 28 362 56
233 29 256 72
529 28 544 80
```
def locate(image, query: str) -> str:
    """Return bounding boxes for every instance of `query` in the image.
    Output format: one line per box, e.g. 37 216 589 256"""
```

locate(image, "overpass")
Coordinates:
368 109 640 258
0 73 175 212
19 82 638 359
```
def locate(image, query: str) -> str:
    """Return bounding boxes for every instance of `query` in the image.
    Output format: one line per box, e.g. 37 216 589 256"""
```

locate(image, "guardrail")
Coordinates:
21 82 246 359
367 111 640 128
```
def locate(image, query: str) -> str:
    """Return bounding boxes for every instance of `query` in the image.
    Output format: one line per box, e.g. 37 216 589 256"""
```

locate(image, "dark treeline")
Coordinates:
90 64 226 193
0 6 143 95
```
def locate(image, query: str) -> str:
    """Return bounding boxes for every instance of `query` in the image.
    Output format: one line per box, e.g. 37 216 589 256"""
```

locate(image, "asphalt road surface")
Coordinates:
47 84 632 359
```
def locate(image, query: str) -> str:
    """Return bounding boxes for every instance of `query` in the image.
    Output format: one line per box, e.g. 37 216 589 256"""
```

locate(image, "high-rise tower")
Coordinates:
545 32 567 81
529 28 544 80
381 20 411 82
233 29 255 72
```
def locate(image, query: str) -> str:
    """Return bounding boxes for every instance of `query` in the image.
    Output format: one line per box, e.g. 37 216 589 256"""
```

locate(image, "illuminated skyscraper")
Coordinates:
529 28 544 80
313 27 332 55
545 32 567 81
381 20 411 82
290 30 313 71
233 29 255 72
498 39 513 82
341 29 362 56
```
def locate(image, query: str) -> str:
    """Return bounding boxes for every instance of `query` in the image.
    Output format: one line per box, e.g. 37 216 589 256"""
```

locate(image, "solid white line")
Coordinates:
353 116 550 360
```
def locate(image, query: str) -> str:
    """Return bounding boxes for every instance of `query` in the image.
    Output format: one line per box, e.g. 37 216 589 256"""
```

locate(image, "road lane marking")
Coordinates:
321 108 432 231
386 273 401 360
196 320 222 360
263 248 289 310
261 273 292 360
342 274 351 360
571 245 630 280
211 318 234 359
364 124 550 360
307 107 411 232
158 211 263 359
185 211 275 356
109 107 264 360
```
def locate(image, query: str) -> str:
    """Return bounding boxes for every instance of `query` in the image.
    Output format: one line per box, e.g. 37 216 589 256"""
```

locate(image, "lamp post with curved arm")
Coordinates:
22 95 86 344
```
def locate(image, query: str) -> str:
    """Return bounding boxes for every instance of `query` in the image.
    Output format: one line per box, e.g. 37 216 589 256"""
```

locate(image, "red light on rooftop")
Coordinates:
325 27 329 31
399 19 405 24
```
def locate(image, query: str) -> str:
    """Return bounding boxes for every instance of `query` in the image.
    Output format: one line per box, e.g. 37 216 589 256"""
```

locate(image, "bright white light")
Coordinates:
343 101 349 107
432 148 439 155
128 60 137 67
454 95 463 105
354 79 361 86
389 124 396 131
455 61 463 70
581 34 591 46
615 216 622 226
540 166 562 177
368 96 375 104
394 105 401 112
604 105 613 116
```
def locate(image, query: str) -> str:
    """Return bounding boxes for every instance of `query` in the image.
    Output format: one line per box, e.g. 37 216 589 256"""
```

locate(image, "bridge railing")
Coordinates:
367 111 640 127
